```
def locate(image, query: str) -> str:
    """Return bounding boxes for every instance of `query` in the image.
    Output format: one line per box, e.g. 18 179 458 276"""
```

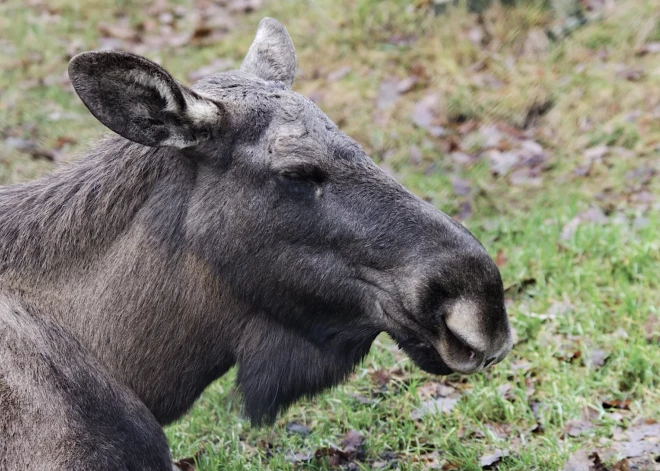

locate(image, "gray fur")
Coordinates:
0 18 512 469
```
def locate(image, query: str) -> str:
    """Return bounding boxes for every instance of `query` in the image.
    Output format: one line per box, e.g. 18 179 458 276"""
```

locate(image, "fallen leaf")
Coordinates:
509 168 542 186
616 66 645 82
589 452 608 471
480 450 509 468
410 397 459 420
314 446 349 466
487 150 520 176
370 369 391 388
396 76 418 94
504 277 536 295
411 94 446 137
562 449 593 471
497 383 514 400
387 33 417 46
376 77 400 110
5 136 36 151
561 208 608 240
99 20 142 42
350 392 376 405
495 250 507 267
409 145 423 166
566 419 595 437
602 399 631 410
341 430 365 459
610 458 632 471
286 451 313 464
635 42 660 55
173 448 205 471
286 421 310 437
585 349 608 369
644 314 659 344
417 381 457 399
173 458 196 471
227 0 262 13
327 66 352 81
456 201 472 221
451 177 471 197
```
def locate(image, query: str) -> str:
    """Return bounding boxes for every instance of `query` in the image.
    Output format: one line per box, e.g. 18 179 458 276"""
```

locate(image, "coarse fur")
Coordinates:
0 18 512 469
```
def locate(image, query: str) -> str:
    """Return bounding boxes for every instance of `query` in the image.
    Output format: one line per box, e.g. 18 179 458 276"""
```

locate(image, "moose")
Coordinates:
0 18 512 470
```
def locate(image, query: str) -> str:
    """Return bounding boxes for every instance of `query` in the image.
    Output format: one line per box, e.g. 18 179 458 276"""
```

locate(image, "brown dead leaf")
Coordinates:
409 145 422 166
410 397 459 420
487 150 520 176
376 77 400 110
561 208 608 240
173 448 205 471
350 392 375 405
286 451 313 464
53 136 76 148
314 446 349 467
585 349 608 370
566 419 595 438
644 314 659 344
451 177 471 197
504 277 536 295
286 421 311 437
411 94 446 137
327 66 352 82
396 76 418 94
523 28 549 58
417 381 457 400
227 0 262 13
173 457 196 471
497 383 514 400
635 42 660 55
480 450 509 468
563 449 593 471
495 250 507 268
589 452 608 471
370 369 391 388
387 33 417 47
313 429 364 467
610 458 632 471
341 430 365 459
99 20 142 42
616 66 645 82
602 399 631 410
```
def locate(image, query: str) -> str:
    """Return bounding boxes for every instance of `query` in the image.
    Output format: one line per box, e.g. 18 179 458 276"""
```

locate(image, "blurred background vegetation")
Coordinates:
1 0 659 469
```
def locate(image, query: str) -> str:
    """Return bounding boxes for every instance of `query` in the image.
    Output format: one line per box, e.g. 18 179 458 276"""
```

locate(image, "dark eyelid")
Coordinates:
275 162 326 182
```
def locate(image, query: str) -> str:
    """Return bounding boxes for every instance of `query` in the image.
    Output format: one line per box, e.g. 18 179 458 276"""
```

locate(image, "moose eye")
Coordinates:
278 166 326 184
280 170 307 180
276 166 326 198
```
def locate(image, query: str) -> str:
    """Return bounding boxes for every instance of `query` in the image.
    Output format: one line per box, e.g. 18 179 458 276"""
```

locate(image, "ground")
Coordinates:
1 0 659 470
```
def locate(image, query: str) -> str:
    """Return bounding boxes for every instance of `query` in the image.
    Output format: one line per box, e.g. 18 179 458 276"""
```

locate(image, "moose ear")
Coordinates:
68 51 222 148
240 17 297 88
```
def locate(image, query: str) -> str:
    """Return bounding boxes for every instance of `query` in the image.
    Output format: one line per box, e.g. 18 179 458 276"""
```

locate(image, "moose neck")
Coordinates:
0 137 182 280
0 137 239 423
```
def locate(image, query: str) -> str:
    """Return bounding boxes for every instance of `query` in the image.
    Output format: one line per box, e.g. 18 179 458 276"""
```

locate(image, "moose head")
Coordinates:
65 18 513 425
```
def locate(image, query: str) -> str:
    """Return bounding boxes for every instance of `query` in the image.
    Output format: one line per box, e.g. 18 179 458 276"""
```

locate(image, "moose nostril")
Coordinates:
484 356 498 368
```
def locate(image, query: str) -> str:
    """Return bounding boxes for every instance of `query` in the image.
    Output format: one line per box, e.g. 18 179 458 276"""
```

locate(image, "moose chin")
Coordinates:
0 17 512 470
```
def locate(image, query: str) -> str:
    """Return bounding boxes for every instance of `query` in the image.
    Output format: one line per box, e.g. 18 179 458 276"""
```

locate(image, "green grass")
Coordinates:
1 0 659 469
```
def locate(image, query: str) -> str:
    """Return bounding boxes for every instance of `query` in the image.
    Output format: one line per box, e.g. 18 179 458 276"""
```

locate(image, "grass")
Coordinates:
1 0 659 469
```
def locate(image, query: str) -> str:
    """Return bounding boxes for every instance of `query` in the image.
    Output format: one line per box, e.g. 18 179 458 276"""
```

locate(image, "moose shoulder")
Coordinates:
0 18 512 470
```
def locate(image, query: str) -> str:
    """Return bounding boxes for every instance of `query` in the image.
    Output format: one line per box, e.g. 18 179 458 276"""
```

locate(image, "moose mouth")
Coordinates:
384 308 491 376
359 277 494 376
